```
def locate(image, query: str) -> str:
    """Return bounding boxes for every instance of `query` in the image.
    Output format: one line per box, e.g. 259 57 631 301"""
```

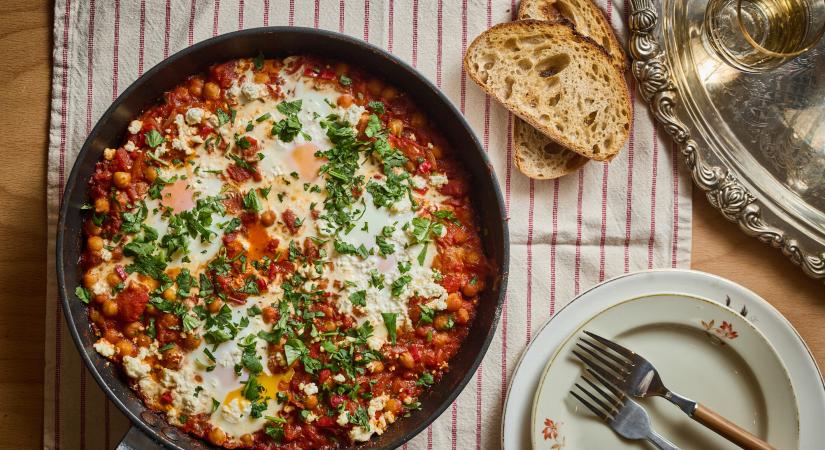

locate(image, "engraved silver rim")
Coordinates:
628 0 825 280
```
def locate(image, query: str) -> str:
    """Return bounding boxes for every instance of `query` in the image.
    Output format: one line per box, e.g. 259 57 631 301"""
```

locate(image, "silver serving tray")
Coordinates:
629 0 825 280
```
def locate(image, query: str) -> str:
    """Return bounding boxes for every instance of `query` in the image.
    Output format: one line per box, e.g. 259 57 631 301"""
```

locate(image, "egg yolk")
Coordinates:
223 369 294 406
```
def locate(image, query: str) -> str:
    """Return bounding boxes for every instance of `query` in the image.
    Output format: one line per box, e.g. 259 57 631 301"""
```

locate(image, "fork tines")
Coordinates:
570 369 627 421
572 331 636 388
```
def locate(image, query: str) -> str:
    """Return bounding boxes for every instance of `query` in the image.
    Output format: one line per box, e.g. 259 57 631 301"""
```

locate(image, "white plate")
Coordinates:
530 294 797 449
502 269 825 450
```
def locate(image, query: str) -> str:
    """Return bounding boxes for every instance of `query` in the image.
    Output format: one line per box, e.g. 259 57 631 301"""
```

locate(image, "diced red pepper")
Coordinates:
418 160 432 174
114 265 128 281
314 416 336 428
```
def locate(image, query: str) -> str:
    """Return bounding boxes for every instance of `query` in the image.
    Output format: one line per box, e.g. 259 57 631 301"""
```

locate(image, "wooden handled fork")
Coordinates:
573 330 777 450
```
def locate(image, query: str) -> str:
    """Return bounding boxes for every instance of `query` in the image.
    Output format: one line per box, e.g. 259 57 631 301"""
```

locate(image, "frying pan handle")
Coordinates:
116 426 166 450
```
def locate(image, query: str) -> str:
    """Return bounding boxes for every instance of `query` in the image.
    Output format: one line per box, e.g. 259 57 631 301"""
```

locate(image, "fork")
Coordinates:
574 330 777 450
571 368 680 450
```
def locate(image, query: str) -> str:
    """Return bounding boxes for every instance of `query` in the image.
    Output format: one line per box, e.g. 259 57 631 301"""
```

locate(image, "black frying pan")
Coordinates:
56 27 508 450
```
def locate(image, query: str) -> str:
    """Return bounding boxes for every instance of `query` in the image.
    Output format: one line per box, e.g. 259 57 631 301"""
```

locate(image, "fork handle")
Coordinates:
646 430 681 450
692 404 776 450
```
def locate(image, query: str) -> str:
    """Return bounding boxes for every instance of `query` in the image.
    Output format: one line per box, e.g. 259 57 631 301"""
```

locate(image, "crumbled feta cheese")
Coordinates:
241 82 268 101
337 411 349 426
226 83 241 99
299 382 318 396
429 173 449 187
221 398 246 424
332 374 346 383
99 248 113 262
124 141 137 152
103 148 116 160
93 339 116 357
304 412 319 423
411 175 427 190
207 114 221 128
185 107 204 125
335 104 367 126
123 355 152 378
128 120 143 134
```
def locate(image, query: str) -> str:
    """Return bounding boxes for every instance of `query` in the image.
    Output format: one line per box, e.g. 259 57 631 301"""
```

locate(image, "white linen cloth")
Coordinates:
45 1 692 448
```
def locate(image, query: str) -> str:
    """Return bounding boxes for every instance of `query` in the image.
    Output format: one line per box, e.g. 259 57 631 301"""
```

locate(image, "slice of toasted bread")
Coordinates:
514 116 588 179
464 20 631 161
512 0 627 178
518 0 627 73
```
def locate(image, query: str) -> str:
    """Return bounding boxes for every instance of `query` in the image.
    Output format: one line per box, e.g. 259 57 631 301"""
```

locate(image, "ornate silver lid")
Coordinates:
629 0 825 280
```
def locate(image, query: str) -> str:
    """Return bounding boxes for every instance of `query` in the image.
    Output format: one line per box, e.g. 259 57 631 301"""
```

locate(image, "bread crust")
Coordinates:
517 0 627 72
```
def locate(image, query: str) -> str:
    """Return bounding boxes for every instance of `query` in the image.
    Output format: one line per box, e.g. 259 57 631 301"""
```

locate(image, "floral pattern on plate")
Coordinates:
541 418 565 449
701 319 740 340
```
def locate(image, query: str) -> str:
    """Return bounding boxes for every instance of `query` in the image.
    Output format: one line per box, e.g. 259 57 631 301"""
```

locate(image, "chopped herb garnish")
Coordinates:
145 130 164 148
381 312 398 345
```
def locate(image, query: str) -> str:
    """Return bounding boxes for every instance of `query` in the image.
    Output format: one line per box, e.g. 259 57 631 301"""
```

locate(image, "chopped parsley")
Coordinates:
381 312 398 345
144 130 164 148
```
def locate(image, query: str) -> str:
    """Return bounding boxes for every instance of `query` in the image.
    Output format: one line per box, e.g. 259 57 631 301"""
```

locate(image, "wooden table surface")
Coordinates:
1 1 823 448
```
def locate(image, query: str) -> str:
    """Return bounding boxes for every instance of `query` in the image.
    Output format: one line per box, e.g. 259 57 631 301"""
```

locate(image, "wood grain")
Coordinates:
0 1 51 449
0 1 822 449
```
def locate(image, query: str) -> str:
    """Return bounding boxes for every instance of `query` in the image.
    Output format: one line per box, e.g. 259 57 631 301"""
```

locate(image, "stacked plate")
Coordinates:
503 270 825 449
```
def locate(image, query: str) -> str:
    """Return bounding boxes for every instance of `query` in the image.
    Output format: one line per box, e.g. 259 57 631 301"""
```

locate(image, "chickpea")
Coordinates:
94 197 110 214
261 306 277 323
337 94 354 108
253 72 270 84
94 293 108 305
107 272 122 287
87 236 104 252
433 332 451 347
388 119 404 136
182 335 202 350
385 398 402 414
367 79 384 96
321 320 337 332
188 78 203 97
85 222 102 236
445 293 463 312
159 313 180 328
462 278 483 297
411 111 427 128
136 334 152 348
368 360 384 373
103 328 122 344
144 304 158 316
381 86 398 101
102 299 119 318
455 308 470 325
123 321 143 338
239 434 254 447
429 145 444 159
208 427 227 446
140 276 160 291
162 287 176 301
116 339 136 358
207 299 224 313
161 345 183 369
113 171 132 189
305 394 319 409
434 314 452 331
203 82 221 100
143 166 158 183
89 308 103 327
399 351 415 369
260 210 276 227
83 272 98 289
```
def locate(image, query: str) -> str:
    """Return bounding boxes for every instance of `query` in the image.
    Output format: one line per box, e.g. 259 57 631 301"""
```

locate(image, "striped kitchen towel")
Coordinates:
45 0 692 448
